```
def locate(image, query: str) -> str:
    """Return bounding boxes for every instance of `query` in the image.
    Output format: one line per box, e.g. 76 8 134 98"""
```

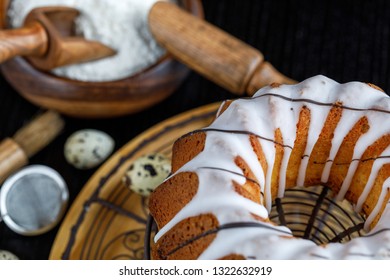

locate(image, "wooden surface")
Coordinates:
0 0 204 118
1 0 390 259
0 56 191 118
49 102 218 259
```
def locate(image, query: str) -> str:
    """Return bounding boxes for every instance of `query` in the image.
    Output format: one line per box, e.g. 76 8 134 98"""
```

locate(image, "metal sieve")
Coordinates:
0 165 68 236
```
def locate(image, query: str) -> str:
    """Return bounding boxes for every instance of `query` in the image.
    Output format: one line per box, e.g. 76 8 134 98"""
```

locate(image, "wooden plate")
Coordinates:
49 102 220 259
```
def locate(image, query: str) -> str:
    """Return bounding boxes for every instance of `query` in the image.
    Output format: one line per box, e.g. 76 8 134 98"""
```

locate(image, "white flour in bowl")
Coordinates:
8 0 176 82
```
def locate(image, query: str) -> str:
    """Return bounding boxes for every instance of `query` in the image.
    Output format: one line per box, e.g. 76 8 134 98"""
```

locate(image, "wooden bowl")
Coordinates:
0 0 203 118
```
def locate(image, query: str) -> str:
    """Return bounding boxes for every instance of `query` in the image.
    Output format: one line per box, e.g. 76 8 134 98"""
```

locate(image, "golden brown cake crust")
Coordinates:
152 214 219 260
149 172 199 229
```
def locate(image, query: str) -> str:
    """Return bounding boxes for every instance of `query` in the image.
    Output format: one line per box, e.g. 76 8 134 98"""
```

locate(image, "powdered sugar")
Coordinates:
8 0 175 82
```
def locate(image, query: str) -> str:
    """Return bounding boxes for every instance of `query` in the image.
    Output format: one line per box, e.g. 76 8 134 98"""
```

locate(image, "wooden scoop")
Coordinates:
0 6 116 70
149 2 296 96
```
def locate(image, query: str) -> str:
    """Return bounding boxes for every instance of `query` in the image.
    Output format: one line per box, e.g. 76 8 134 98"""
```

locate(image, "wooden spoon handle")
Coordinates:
0 22 48 64
149 2 295 95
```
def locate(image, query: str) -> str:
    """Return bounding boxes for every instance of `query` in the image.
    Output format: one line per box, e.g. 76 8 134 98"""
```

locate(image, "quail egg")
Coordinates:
122 153 171 196
0 250 18 260
64 129 114 169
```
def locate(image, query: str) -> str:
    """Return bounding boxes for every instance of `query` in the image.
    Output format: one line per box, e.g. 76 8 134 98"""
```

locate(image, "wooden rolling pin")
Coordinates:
0 6 115 70
0 110 64 183
149 2 296 96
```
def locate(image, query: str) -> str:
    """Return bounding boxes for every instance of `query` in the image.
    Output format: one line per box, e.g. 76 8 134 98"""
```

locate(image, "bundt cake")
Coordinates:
149 75 390 259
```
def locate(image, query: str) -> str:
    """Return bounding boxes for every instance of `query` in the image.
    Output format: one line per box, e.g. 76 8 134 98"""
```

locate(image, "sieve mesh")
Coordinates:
5 174 63 231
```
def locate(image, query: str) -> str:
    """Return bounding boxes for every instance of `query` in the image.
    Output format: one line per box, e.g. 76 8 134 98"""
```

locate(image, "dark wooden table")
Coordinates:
1 0 390 259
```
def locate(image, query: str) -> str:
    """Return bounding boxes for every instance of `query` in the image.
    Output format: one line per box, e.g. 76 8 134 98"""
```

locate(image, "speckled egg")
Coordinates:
122 153 171 196
64 129 114 169
0 250 18 260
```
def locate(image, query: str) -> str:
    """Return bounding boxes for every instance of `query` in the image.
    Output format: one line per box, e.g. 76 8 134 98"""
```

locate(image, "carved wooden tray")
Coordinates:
49 102 220 259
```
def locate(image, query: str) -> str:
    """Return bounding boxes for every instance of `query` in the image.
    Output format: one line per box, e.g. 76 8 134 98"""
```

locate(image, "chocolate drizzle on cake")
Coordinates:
163 221 293 259
250 93 390 114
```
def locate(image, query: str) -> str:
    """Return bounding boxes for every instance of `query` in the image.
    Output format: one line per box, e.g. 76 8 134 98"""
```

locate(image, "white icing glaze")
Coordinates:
154 75 390 259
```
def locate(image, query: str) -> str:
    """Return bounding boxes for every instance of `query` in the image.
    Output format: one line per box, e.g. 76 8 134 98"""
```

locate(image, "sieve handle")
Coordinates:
0 138 28 184
149 2 296 96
